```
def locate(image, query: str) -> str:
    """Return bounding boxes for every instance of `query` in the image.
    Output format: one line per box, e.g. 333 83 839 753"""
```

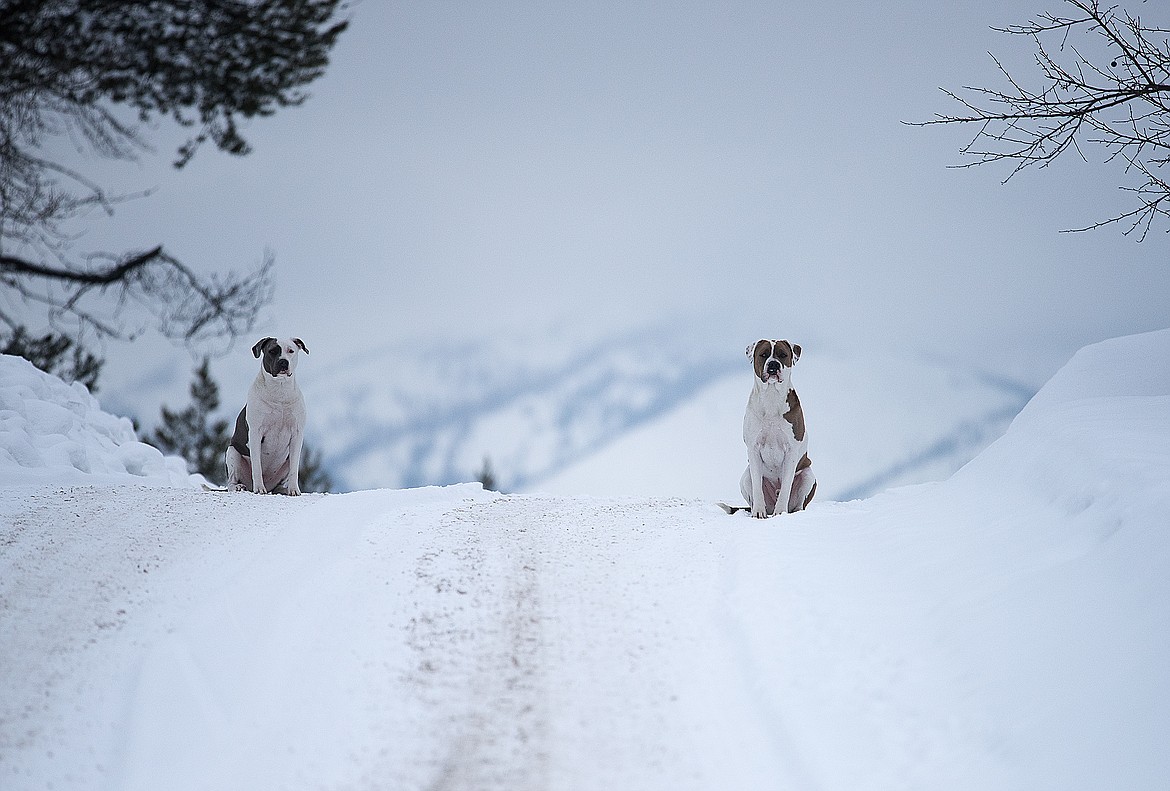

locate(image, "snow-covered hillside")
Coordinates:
301 327 1034 499
2 329 1168 790
302 326 742 492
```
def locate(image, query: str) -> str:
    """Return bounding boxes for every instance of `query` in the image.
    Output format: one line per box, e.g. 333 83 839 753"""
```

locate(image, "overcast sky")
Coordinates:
39 0 1170 414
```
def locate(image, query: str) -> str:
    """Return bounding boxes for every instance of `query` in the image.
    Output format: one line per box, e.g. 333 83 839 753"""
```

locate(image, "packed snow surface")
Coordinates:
2 330 1169 790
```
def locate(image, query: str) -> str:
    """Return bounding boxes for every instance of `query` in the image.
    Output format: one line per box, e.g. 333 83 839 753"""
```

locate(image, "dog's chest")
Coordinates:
750 414 799 464
259 402 300 434
745 386 805 468
249 381 305 443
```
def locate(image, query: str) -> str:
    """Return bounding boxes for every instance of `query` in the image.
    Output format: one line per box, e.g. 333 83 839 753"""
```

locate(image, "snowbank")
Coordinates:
0 355 196 487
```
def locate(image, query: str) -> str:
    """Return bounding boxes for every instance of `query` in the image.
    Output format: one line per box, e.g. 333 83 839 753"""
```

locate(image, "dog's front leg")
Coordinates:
286 431 304 496
247 418 268 494
749 454 769 519
773 455 798 517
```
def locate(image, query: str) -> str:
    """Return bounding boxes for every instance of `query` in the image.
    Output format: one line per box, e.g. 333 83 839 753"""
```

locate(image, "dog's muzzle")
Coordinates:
764 360 784 381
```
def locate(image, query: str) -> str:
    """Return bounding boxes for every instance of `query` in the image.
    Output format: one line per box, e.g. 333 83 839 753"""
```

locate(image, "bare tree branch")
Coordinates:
0 245 275 344
915 0 1170 240
1 246 166 285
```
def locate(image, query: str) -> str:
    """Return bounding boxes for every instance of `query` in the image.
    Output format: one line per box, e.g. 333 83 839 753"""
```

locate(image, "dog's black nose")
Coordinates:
766 360 781 373
277 359 289 371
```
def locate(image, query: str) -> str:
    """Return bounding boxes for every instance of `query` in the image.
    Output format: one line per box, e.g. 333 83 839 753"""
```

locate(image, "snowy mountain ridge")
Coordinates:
303 325 742 492
302 326 1036 499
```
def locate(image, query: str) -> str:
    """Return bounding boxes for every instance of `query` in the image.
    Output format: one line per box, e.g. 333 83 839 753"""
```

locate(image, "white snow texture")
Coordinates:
2 329 1169 790
0 355 196 487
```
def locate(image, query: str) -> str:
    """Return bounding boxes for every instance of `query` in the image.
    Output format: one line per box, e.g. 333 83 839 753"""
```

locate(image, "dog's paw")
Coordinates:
231 483 248 492
286 487 302 496
751 506 769 519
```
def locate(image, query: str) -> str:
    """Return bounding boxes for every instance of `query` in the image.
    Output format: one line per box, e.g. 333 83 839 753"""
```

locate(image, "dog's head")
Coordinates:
747 339 800 386
252 337 309 378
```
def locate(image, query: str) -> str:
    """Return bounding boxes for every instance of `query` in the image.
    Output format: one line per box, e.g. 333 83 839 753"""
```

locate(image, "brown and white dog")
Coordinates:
225 337 309 495
738 339 816 518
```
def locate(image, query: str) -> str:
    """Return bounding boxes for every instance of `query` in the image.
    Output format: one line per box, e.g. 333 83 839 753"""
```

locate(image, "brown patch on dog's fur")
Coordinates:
785 389 806 441
752 340 772 381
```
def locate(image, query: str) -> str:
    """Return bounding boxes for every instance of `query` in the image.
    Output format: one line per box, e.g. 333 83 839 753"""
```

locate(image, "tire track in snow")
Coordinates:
402 494 810 790
404 497 550 791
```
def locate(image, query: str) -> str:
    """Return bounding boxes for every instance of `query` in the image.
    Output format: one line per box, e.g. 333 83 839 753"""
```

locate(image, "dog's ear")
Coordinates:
792 343 801 363
745 343 756 359
252 337 276 358
292 338 309 355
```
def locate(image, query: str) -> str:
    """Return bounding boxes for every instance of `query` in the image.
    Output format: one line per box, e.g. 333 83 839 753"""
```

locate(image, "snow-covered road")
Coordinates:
5 475 1169 789
3 484 806 790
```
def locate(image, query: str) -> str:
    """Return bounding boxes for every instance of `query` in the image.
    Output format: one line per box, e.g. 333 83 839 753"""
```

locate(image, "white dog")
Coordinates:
225 337 308 495
736 339 816 518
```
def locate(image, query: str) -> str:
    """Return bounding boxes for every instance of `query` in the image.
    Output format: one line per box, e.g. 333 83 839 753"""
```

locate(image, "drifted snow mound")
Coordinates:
953 326 1170 531
0 355 195 487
